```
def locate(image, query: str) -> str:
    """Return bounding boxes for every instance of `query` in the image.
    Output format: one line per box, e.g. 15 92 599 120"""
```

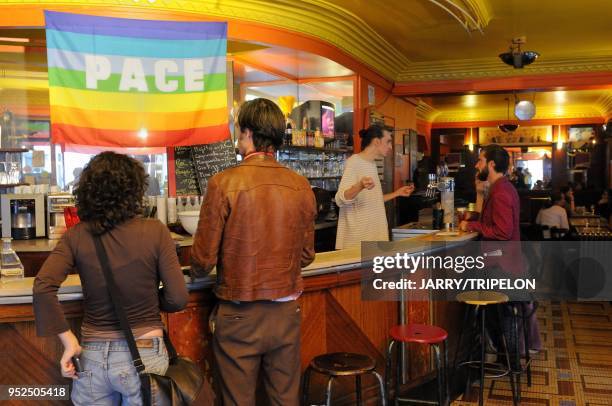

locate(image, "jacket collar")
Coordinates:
482 176 510 212
240 153 282 168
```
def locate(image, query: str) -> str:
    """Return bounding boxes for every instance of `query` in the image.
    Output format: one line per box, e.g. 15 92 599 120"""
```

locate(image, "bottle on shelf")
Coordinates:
0 238 24 283
285 121 292 146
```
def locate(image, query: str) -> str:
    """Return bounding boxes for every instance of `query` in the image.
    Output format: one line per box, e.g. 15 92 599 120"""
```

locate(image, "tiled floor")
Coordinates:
452 301 612 405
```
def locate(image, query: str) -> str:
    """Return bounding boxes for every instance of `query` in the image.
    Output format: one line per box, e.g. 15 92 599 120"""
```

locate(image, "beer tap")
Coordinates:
426 174 440 198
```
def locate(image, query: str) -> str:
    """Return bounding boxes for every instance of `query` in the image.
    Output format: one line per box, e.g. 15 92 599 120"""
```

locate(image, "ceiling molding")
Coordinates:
0 0 609 92
0 0 409 81
424 0 492 33
462 0 492 28
596 92 612 118
397 54 612 82
416 100 441 122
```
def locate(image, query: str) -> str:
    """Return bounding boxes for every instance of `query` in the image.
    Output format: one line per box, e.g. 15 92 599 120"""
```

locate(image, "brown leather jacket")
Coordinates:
191 154 317 301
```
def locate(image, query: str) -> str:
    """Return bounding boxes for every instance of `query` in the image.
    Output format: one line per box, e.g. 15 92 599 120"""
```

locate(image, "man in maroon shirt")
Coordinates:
459 144 520 240
459 145 542 357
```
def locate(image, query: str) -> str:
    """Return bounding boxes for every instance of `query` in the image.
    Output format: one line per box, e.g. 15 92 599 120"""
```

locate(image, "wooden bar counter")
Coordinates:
0 231 476 405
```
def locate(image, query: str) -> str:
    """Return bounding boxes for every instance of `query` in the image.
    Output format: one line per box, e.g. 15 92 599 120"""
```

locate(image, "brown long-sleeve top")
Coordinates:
33 217 189 339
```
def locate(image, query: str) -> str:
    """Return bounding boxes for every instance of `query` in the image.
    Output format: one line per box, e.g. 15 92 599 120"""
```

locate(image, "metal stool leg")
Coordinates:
356 375 363 406
512 305 522 402
522 303 533 386
302 366 312 406
396 339 402 405
452 303 471 387
443 340 449 406
325 376 334 406
371 371 387 406
479 306 486 406
385 340 396 402
496 305 518 406
433 344 444 406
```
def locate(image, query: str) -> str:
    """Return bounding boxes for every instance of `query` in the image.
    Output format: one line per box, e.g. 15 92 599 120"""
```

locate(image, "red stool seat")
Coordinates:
390 324 448 344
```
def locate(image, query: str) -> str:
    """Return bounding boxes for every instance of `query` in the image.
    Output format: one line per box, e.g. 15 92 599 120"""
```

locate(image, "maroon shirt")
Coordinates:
467 176 521 241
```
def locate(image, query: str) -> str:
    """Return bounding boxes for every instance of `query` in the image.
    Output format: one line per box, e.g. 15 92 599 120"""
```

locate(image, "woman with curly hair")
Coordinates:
33 152 188 405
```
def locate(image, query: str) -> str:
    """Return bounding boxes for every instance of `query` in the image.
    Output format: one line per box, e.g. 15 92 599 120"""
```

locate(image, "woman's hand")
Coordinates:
395 184 415 197
359 176 375 190
58 330 81 380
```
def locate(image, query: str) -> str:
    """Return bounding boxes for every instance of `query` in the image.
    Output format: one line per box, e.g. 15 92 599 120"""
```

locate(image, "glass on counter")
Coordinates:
0 237 24 283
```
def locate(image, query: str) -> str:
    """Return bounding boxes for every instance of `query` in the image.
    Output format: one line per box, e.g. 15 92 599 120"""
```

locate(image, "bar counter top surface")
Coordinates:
2 230 477 304
12 232 195 253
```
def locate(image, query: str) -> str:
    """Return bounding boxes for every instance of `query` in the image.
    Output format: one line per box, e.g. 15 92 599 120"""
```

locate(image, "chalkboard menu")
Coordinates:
191 139 237 193
174 146 200 195
174 139 237 196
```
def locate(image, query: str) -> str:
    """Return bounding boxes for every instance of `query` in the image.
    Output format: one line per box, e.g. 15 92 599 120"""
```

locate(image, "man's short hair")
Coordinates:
483 144 510 174
238 98 285 152
550 192 563 205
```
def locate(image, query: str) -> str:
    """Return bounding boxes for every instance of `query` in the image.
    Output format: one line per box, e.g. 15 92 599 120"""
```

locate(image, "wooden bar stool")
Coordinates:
385 324 449 405
302 352 387 406
452 291 518 406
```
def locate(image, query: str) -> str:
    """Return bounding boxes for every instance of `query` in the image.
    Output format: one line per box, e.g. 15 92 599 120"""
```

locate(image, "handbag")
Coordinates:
92 234 206 405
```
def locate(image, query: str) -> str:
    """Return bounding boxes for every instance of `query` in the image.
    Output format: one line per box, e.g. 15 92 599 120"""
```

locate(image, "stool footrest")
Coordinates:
459 360 512 379
394 375 447 406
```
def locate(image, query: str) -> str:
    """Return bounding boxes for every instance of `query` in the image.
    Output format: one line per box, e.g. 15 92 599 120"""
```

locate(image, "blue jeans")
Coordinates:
72 337 168 406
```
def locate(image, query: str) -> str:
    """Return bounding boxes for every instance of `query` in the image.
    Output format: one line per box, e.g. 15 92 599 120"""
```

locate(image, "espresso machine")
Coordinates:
47 193 75 239
1 194 46 239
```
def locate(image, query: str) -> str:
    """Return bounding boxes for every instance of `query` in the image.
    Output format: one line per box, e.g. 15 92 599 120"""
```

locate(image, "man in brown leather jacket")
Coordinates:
191 98 317 405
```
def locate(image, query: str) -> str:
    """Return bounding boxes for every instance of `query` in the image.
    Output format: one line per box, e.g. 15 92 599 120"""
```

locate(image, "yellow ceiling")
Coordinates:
2 0 611 83
2 0 612 122
330 0 612 81
419 90 612 123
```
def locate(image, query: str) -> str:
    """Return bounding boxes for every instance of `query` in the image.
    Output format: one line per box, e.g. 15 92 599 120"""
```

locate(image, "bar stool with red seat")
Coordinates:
385 323 449 406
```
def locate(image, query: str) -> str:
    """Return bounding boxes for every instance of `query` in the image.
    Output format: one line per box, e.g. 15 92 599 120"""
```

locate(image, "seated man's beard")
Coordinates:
477 168 489 181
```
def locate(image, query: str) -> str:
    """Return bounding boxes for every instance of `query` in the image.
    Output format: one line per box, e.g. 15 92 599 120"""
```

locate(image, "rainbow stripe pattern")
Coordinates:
45 11 229 147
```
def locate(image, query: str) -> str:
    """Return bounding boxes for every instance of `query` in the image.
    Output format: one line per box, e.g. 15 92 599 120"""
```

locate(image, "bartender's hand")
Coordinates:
395 184 415 197
359 176 375 190
459 221 469 232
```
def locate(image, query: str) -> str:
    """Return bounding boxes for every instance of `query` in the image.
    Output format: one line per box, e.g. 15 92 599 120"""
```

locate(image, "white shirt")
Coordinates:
335 154 389 250
536 205 569 238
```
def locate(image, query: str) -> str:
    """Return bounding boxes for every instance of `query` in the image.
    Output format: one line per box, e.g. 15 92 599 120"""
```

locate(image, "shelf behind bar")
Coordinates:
0 183 29 188
0 148 30 153
279 145 352 154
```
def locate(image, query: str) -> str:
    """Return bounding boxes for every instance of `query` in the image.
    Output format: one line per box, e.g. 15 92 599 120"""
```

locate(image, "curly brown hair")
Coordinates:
75 152 147 235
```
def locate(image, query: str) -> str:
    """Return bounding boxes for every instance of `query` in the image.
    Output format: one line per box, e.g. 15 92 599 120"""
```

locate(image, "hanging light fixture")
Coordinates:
499 97 519 133
499 37 539 68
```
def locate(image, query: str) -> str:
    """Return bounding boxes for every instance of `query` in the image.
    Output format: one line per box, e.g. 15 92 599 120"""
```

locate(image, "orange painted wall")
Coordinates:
416 119 432 155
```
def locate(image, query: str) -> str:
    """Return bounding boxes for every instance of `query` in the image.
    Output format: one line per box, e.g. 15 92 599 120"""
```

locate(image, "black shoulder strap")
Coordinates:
92 234 145 373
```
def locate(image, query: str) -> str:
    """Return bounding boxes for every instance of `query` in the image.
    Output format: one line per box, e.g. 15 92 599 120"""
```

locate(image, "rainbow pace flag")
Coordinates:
44 11 230 147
